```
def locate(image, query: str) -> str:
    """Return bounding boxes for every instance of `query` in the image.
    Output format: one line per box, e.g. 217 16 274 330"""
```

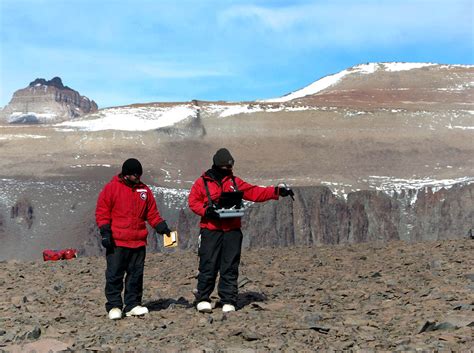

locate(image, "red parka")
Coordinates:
188 172 279 231
96 175 164 248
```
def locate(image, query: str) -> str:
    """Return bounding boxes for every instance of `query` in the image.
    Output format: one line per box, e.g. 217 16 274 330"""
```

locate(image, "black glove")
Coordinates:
155 221 172 235
99 224 114 249
277 187 295 198
204 205 220 219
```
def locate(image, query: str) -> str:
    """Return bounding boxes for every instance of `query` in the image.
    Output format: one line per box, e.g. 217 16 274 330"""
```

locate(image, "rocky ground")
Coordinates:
1 238 473 352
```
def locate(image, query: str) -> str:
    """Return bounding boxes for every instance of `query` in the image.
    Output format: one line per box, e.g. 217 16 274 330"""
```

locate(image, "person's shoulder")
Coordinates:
190 176 205 193
232 175 245 183
102 177 117 189
137 182 151 191
193 174 207 183
108 175 122 184
99 176 121 195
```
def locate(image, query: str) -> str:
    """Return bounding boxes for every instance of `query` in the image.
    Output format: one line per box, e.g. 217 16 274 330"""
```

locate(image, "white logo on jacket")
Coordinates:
136 189 147 201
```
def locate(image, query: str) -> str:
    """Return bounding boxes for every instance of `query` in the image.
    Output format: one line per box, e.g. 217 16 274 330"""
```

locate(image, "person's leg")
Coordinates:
196 228 223 303
218 229 243 306
124 246 146 312
105 247 129 312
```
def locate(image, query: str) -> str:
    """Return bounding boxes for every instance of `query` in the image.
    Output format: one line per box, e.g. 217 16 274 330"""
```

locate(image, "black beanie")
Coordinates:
122 158 143 176
213 148 234 167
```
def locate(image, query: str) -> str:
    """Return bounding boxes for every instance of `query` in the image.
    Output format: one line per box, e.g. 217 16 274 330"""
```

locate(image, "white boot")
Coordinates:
125 305 149 317
108 307 122 320
196 301 212 313
222 304 236 313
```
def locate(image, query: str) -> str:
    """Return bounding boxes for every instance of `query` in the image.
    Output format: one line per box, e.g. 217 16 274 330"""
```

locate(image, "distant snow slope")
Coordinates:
53 102 313 131
51 62 473 132
261 62 472 103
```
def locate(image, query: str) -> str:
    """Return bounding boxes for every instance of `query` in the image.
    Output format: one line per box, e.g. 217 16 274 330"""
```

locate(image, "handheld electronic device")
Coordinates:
216 191 245 218
218 191 244 209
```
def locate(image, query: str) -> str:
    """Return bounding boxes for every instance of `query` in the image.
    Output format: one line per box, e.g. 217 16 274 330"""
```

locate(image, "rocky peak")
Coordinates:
28 77 72 91
0 77 98 124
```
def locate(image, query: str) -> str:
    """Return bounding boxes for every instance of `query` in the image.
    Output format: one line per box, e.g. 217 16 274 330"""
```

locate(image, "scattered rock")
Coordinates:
464 273 474 281
0 239 472 350
4 338 71 353
428 260 442 269
453 304 474 311
231 329 261 341
238 277 252 288
11 296 27 308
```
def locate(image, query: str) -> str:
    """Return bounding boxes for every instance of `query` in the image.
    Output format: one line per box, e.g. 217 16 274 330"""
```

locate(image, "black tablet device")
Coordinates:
218 191 244 209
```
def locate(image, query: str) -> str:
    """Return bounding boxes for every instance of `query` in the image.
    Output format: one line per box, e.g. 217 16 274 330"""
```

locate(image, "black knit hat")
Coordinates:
213 148 234 167
122 158 143 176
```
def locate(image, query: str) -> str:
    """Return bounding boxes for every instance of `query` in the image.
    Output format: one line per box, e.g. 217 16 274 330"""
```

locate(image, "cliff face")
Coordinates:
0 181 471 260
175 184 473 251
411 184 474 241
0 77 98 123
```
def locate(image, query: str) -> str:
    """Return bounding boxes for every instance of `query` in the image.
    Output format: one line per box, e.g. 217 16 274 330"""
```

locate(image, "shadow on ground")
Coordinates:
236 291 267 310
145 297 193 311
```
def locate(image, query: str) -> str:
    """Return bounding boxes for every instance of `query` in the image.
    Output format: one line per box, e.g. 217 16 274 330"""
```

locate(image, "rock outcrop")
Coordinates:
175 183 474 251
0 77 98 123
0 181 472 260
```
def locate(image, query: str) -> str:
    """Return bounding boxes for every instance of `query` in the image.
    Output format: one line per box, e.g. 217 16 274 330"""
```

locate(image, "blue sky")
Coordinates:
1 0 472 108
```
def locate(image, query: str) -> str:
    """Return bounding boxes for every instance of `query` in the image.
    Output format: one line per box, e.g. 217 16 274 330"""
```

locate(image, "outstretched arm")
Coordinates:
236 177 279 202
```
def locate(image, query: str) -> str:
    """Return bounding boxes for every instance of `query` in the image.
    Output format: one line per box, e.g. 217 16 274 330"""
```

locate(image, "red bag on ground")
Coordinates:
43 248 77 261
43 249 64 261
62 248 77 260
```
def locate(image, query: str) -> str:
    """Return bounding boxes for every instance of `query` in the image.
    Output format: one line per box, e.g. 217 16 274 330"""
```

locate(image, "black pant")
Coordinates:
105 246 146 312
196 228 243 306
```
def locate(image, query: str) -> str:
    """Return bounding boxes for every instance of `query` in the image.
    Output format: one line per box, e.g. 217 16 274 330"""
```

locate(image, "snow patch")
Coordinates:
448 125 474 130
150 186 190 210
0 134 47 140
439 64 474 69
366 175 474 195
262 69 353 103
55 105 196 131
382 62 436 72
218 104 265 117
69 164 112 168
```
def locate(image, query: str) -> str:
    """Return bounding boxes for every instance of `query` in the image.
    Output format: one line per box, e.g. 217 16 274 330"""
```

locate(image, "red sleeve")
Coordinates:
188 178 207 217
235 177 279 202
95 183 112 227
145 187 164 228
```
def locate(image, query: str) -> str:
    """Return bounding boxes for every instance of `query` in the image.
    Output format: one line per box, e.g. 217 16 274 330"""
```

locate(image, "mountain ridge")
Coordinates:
0 77 98 123
262 62 473 103
0 61 472 260
2 62 472 126
48 62 473 132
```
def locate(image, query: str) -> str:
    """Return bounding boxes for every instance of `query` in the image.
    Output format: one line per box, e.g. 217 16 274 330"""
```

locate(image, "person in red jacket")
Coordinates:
96 158 172 320
188 148 294 313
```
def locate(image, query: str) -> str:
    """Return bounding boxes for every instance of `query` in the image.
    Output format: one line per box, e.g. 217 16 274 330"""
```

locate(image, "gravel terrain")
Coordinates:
1 238 473 352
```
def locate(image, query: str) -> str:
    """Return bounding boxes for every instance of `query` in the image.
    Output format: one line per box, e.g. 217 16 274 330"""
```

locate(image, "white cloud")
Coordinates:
219 1 473 47
220 4 307 31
